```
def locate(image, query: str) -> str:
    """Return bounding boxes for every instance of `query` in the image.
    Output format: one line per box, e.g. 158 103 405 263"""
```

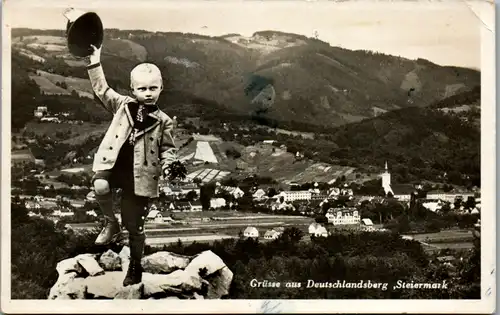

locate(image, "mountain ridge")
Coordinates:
11 28 480 130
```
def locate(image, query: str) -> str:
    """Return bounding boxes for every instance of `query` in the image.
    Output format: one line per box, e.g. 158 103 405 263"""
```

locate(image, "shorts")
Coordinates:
91 168 134 193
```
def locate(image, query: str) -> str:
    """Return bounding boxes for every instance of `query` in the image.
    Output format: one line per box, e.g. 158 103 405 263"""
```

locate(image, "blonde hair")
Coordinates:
130 63 163 88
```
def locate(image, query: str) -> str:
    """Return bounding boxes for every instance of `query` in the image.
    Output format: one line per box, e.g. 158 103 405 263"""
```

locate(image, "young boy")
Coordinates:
86 44 177 286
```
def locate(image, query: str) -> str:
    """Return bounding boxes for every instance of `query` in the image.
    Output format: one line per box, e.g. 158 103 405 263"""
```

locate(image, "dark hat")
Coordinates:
63 8 103 57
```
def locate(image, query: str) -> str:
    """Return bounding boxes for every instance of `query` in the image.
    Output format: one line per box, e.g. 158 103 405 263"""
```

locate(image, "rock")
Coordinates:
141 251 191 274
48 272 87 300
119 246 131 272
85 272 125 298
76 254 105 276
99 249 121 271
49 249 234 300
185 250 226 276
193 292 205 300
114 283 143 299
205 266 233 299
55 258 82 276
142 270 203 297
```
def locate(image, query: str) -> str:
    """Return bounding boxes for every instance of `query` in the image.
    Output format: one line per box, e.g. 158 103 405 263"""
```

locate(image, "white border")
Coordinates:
1 0 496 313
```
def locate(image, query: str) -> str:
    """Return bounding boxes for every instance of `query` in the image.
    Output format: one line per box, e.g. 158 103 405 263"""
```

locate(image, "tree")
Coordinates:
267 188 277 198
185 190 197 202
465 197 476 210
281 227 304 243
200 183 216 210
167 160 187 181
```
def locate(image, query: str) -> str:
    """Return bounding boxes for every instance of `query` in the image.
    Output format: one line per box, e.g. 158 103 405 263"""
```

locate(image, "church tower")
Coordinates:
381 161 393 195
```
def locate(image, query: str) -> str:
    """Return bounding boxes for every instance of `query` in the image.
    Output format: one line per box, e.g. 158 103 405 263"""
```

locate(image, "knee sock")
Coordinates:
129 233 146 262
95 191 116 220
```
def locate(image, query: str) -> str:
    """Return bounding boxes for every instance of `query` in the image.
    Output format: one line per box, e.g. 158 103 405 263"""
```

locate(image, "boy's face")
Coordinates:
131 72 163 105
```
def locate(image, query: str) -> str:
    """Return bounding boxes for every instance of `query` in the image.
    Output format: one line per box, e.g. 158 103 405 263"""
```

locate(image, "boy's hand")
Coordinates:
89 44 102 65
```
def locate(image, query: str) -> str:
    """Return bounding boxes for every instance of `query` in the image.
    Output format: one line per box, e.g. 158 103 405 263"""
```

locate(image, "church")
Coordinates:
380 162 418 201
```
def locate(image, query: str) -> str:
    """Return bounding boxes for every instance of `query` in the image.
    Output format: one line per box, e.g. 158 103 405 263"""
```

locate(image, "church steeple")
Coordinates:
381 161 392 196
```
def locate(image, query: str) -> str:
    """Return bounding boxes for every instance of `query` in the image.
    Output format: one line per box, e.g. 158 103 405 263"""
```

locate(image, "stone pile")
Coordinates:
48 248 233 300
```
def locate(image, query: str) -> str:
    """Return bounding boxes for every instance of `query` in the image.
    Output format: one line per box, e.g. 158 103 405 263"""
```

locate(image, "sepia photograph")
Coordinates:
1 0 495 313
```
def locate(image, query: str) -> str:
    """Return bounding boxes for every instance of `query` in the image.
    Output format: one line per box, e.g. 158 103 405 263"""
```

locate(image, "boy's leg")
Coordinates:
92 171 121 245
121 190 149 286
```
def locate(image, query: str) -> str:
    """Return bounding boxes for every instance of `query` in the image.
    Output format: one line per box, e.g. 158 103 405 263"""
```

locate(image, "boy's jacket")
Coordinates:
88 63 177 198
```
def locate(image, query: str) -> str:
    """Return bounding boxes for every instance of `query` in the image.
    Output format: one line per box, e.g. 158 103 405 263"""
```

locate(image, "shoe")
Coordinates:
94 218 121 245
123 261 142 286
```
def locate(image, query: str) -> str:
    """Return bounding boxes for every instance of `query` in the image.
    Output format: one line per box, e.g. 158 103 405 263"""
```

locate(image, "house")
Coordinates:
232 187 245 199
146 210 161 222
52 209 74 217
308 223 328 237
328 187 341 197
262 140 276 144
86 210 98 217
171 201 191 212
190 201 203 212
361 218 374 227
426 191 476 203
253 188 267 200
361 218 375 231
273 201 295 212
264 229 281 240
86 191 96 201
325 207 360 225
25 200 41 210
210 198 226 209
422 199 443 212
163 186 183 196
180 184 200 196
217 186 245 199
243 226 259 239
391 184 418 201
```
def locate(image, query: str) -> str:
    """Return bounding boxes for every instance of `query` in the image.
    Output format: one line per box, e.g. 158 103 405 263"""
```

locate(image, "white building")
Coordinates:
308 223 328 237
210 198 226 209
278 190 312 202
243 226 259 238
253 188 267 200
264 229 281 240
326 208 360 225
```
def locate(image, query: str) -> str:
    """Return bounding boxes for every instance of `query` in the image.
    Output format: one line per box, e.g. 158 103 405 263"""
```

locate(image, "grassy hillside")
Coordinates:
11 28 480 130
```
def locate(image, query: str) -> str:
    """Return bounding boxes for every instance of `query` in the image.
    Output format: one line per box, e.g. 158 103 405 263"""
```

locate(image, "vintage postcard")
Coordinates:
1 0 495 313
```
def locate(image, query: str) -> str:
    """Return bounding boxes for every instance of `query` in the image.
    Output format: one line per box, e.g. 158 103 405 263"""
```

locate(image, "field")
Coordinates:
70 211 314 247
24 122 107 145
32 70 93 98
29 75 69 95
104 39 148 61
407 229 474 243
258 126 315 140
404 229 474 253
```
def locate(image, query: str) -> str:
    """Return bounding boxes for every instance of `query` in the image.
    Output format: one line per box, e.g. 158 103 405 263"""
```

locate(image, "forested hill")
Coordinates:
12 28 480 130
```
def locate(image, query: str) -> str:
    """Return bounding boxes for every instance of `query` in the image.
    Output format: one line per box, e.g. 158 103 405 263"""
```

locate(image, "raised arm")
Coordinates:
159 117 178 179
87 45 132 114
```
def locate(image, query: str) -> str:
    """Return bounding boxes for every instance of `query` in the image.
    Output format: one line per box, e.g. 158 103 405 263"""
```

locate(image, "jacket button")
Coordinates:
109 146 113 150
115 135 118 138
152 162 157 166
103 157 106 161
153 176 158 180
151 150 155 154
150 137 154 141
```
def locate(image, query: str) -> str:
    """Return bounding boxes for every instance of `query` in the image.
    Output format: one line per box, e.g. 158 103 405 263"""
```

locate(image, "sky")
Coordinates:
5 0 487 70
